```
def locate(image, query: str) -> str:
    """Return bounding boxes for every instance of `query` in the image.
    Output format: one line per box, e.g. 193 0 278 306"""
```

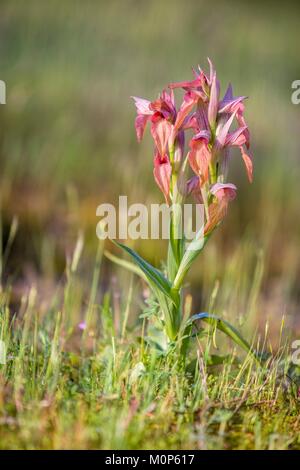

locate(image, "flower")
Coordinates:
132 90 176 146
78 321 87 331
131 96 153 142
132 59 253 228
210 182 237 201
204 183 237 235
188 133 211 186
153 152 172 203
171 60 253 185
132 87 191 201
150 112 173 157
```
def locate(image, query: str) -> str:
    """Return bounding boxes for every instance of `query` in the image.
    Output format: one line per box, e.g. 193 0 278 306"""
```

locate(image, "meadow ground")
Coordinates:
0 232 299 450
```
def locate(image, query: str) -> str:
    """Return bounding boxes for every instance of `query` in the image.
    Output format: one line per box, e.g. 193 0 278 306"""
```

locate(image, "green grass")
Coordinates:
0 232 299 450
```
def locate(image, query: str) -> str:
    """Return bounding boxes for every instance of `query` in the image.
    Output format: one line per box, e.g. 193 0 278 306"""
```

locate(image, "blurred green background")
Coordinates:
0 0 299 338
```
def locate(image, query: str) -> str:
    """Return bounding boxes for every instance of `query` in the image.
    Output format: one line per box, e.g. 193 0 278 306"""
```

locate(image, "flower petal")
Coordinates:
210 182 237 201
195 103 210 132
219 96 246 114
193 129 211 143
185 176 203 203
222 83 233 102
236 104 250 148
188 140 211 185
208 71 220 128
204 183 237 235
225 126 248 147
204 201 227 235
215 110 237 148
207 57 215 85
169 78 202 90
174 91 198 131
239 146 253 183
151 114 172 156
153 153 172 203
135 114 150 142
150 90 176 121
131 96 152 115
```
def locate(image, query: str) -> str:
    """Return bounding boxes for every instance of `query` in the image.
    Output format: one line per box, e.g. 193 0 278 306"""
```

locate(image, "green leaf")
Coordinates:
112 240 174 301
173 235 210 290
167 242 178 284
109 241 181 340
104 250 145 280
154 288 179 340
185 312 261 364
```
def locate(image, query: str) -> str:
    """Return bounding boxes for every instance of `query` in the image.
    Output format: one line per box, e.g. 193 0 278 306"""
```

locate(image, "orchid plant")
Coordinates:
109 59 258 363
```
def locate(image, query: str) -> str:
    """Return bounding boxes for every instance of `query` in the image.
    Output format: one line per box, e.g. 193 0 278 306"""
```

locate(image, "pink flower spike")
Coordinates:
153 153 172 203
131 58 253 211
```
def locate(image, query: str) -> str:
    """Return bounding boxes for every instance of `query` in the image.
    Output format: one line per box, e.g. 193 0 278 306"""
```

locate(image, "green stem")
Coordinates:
209 162 217 184
167 153 184 338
